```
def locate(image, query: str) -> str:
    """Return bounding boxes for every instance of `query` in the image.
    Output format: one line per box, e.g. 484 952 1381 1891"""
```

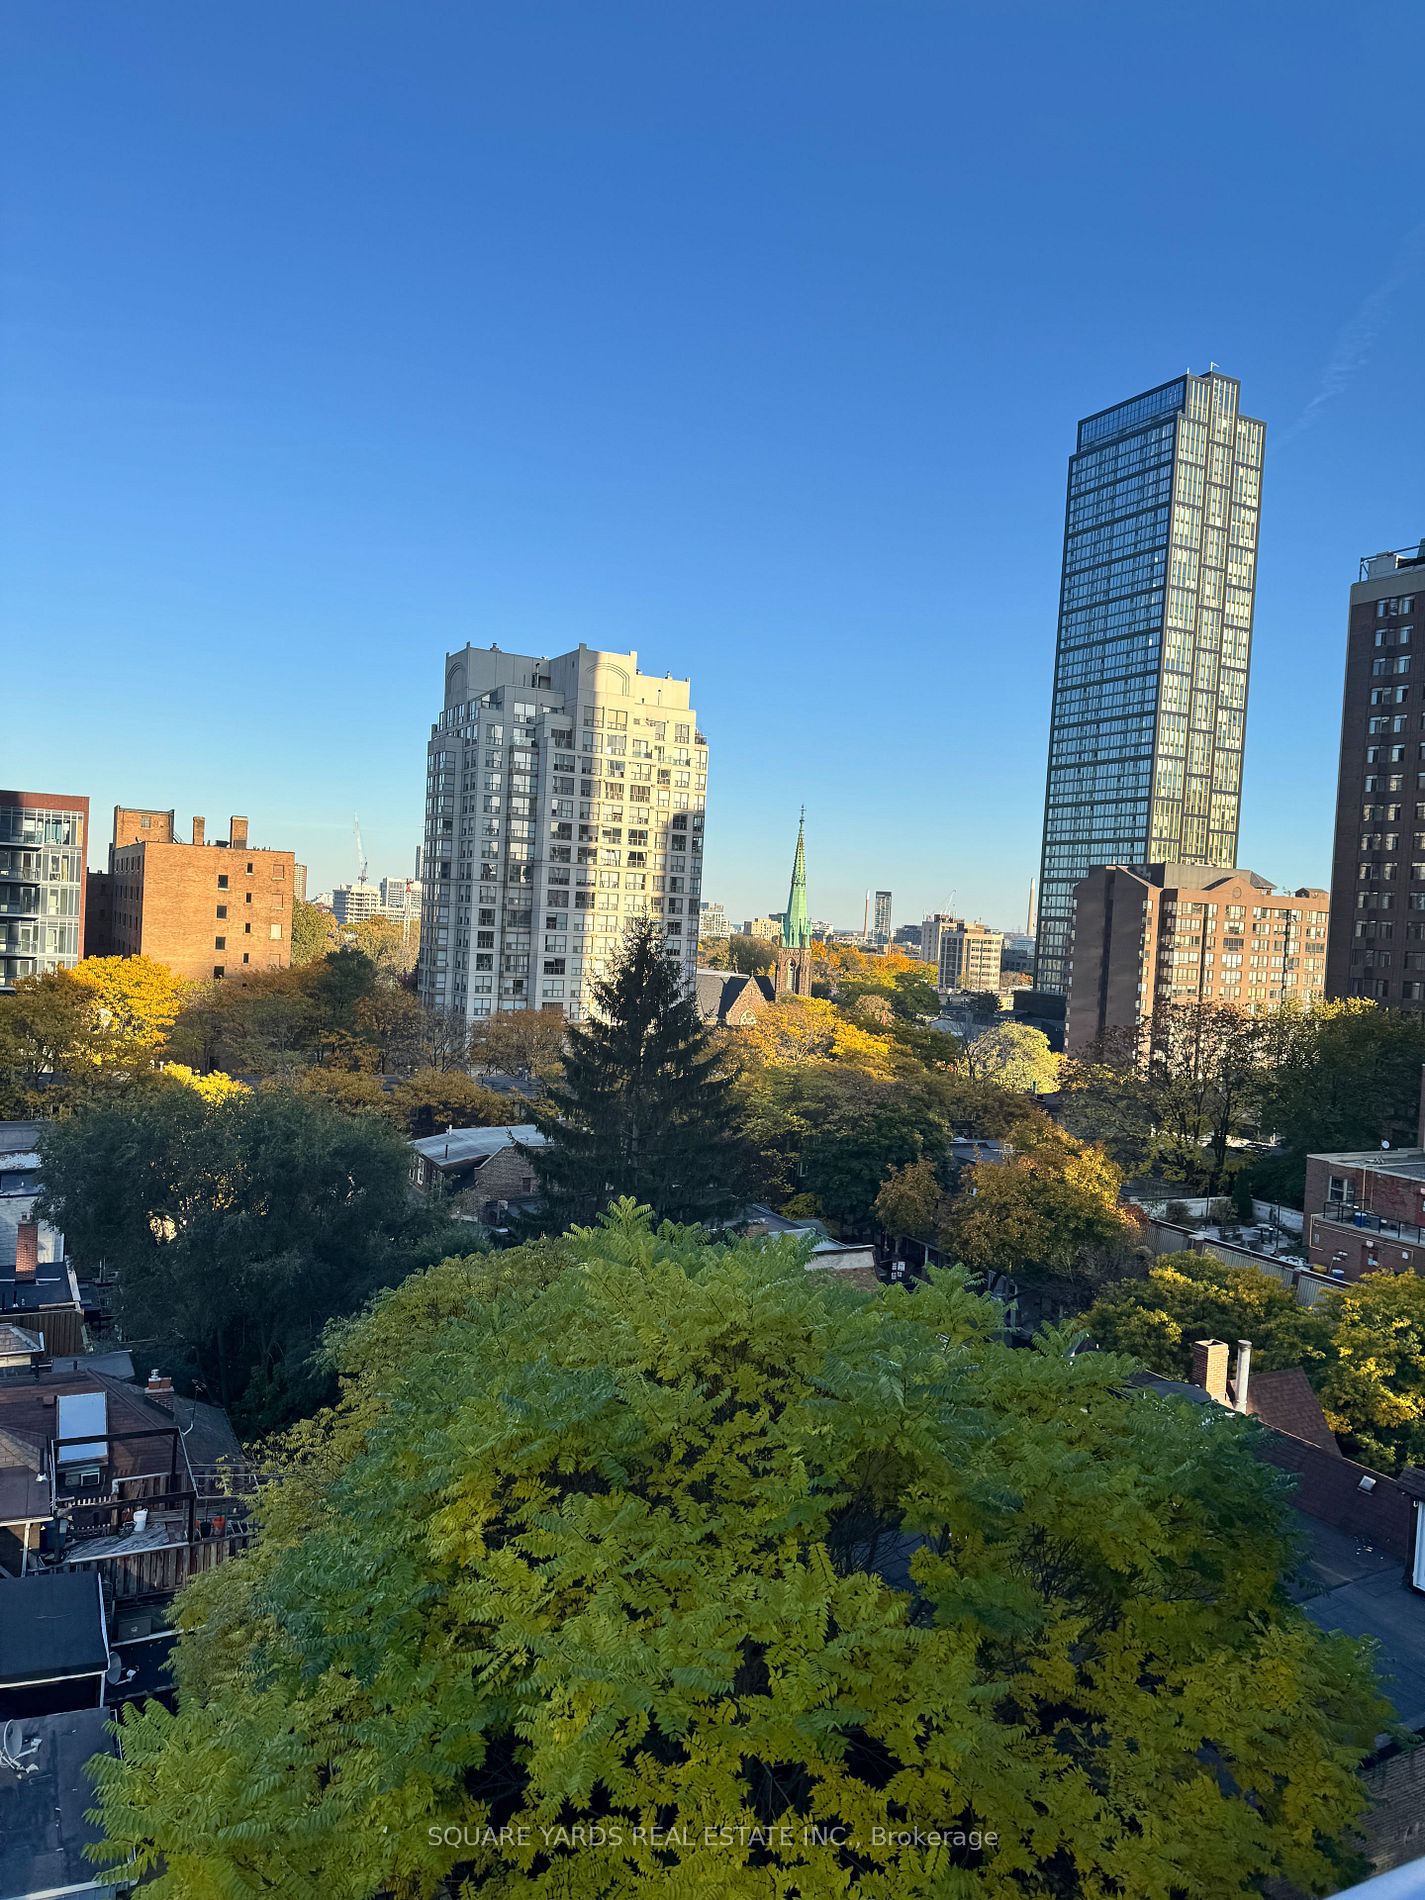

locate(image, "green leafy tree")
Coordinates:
1318 1270 1425 1471
89 1206 1387 1900
1080 1253 1334 1384
726 930 777 976
389 1066 516 1138
36 1088 462 1430
873 1154 950 1245
290 898 339 966
943 1122 1137 1297
1149 1000 1266 1192
1255 1000 1425 1201
467 1005 566 1081
964 1020 1061 1093
529 918 744 1227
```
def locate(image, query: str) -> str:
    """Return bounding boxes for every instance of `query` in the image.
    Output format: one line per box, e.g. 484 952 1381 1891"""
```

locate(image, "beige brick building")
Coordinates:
86 809 296 982
1066 863 1329 1056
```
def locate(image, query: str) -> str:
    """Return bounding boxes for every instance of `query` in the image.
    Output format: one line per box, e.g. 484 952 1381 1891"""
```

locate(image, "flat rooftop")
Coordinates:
0 1705 120 1899
410 1124 546 1168
1311 1149 1425 1181
1290 1515 1425 1731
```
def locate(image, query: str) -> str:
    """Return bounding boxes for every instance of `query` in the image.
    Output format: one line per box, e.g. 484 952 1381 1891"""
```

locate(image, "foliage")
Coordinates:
736 996 899 1080
1254 1001 1425 1201
67 955 188 1063
35 1088 463 1430
389 1067 517 1138
963 1021 1061 1093
90 1206 1388 1900
1080 1253 1334 1385
339 910 419 977
529 918 744 1228
468 1005 567 1081
0 956 188 1113
725 931 777 976
1318 1270 1425 1472
943 1122 1137 1294
290 898 340 966
1148 1000 1266 1191
1055 1052 1160 1173
159 1062 248 1104
872 1155 950 1243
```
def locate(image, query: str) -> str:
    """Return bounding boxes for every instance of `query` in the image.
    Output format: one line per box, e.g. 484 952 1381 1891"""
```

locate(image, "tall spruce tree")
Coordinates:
528 916 743 1226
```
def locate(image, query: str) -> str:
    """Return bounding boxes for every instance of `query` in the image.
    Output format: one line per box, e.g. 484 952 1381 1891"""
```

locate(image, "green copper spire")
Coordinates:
782 807 810 948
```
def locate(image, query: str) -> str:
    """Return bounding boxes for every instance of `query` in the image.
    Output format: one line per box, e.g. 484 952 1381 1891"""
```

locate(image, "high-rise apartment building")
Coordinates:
698 901 730 944
935 919 1003 993
1324 541 1425 1004
86 809 295 981
332 882 382 926
1066 863 1328 1056
1034 370 1265 993
418 643 708 1022
873 890 892 937
0 791 89 991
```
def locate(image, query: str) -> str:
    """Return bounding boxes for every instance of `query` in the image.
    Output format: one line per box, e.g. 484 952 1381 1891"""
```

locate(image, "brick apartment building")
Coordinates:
85 808 296 982
1066 863 1329 1056
1325 540 1425 1003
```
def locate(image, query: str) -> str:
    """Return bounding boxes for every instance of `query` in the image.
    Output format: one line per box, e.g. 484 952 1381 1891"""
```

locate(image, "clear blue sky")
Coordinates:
3 3 1422 932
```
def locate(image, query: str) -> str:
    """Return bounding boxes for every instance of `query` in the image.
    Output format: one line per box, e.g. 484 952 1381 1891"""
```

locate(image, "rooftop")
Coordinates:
409 1124 547 1169
1311 1148 1425 1181
1291 1515 1425 1731
0 1570 107 1688
0 1705 119 1900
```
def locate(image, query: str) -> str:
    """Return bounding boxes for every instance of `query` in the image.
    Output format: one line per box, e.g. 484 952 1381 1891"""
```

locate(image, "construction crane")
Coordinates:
353 815 369 885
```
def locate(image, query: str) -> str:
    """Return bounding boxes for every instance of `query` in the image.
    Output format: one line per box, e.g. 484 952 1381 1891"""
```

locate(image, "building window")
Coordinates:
215 936 226 949
213 965 225 978
270 924 282 940
217 874 229 889
216 905 227 918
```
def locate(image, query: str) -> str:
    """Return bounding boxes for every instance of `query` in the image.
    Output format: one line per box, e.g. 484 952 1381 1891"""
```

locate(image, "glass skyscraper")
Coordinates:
1033 371 1265 993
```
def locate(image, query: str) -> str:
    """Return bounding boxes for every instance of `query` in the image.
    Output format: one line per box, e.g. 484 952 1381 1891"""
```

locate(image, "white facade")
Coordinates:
419 644 708 1022
332 881 382 925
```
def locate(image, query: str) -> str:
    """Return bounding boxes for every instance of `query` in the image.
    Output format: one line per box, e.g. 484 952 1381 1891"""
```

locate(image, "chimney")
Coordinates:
145 1369 174 1410
15 1219 38 1280
1191 1338 1230 1405
192 816 206 847
230 815 249 849
1232 1339 1252 1414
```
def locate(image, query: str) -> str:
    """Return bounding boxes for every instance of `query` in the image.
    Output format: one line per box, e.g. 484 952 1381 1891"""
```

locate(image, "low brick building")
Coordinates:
409 1124 547 1224
85 808 296 982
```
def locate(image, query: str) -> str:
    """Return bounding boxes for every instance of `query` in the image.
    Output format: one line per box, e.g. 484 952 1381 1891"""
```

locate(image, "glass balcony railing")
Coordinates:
1318 1202 1425 1247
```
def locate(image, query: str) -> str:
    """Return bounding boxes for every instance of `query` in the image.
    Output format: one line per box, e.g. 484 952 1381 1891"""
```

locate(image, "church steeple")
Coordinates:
782 807 810 949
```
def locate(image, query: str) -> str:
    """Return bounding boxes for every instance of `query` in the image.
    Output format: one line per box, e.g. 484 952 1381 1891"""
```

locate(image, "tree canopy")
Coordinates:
36 1087 464 1430
90 1206 1387 1900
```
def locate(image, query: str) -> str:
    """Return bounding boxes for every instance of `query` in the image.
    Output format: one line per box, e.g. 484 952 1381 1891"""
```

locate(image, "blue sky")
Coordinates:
3 2 1422 932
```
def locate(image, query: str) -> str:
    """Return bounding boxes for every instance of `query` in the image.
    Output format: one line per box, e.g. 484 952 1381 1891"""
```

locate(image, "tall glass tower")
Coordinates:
1033 370 1265 993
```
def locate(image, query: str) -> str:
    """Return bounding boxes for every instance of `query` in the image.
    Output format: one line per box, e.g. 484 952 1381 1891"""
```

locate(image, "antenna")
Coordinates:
353 815 368 885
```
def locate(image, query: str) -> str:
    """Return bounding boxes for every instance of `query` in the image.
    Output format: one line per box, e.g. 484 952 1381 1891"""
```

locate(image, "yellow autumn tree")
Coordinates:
161 1062 249 1104
67 956 188 1067
739 997 898 1079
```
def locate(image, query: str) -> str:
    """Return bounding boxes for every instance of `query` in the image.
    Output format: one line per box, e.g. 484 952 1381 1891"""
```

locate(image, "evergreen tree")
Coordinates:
528 916 743 1227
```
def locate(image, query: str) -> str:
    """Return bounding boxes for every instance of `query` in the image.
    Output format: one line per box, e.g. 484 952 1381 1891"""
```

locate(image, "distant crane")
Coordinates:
353 815 369 885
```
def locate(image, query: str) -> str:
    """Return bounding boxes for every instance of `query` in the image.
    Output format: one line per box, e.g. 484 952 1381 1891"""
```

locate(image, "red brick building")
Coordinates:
85 808 295 982
1325 541 1425 1004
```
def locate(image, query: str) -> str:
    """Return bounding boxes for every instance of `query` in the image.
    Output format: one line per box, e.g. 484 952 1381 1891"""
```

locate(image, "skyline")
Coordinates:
4 3 1424 927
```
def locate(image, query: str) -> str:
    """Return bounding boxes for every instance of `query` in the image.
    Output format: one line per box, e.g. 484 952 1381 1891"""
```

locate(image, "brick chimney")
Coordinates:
229 815 249 849
145 1369 175 1410
192 816 206 847
1191 1338 1230 1406
15 1219 38 1280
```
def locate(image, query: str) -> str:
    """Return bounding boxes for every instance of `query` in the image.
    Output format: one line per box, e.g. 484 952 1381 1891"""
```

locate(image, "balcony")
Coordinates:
1317 1203 1425 1248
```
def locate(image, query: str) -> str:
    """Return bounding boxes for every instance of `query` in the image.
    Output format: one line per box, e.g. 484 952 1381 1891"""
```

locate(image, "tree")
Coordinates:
1318 1270 1425 1472
0 970 92 1113
90 1206 1388 1900
66 955 188 1065
1149 999 1266 1191
1057 1044 1159 1174
159 1063 248 1104
737 995 898 1079
1254 1001 1425 1201
36 1089 462 1430
529 918 744 1228
340 911 419 978
725 931 777 976
964 1021 1061 1093
1080 1253 1334 1385
943 1122 1137 1296
467 1005 567 1081
290 898 339 966
873 1154 950 1245
389 1066 515 1138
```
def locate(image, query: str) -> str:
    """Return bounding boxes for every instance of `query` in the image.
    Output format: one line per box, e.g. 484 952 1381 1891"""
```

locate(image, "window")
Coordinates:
246 861 254 873
213 964 225 978
245 892 253 905
217 874 229 889
269 923 282 941
216 904 227 919
214 935 226 950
